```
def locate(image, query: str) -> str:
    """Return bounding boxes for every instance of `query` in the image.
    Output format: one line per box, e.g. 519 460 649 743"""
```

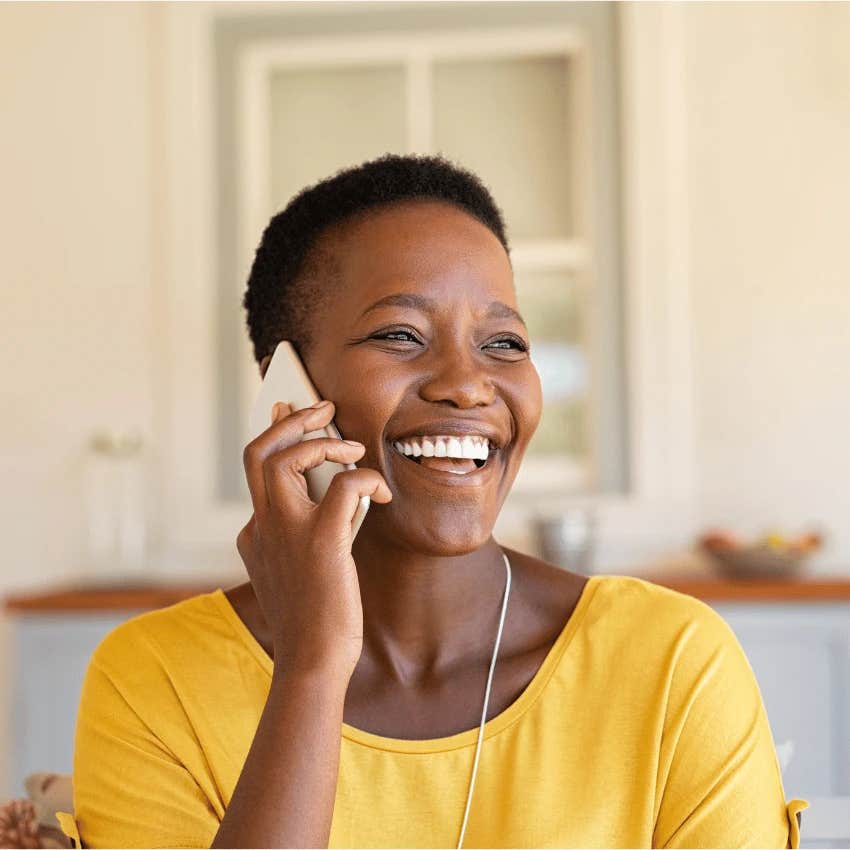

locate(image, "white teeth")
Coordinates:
393 435 493 461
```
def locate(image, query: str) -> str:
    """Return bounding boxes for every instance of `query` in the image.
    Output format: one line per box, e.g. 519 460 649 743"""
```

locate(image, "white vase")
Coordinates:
82 429 148 585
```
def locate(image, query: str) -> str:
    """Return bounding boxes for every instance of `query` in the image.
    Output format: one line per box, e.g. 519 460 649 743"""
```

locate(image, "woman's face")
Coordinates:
267 199 542 555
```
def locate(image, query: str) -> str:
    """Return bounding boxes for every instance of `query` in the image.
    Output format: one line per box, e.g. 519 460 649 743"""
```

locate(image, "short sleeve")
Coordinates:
786 799 809 849
653 604 809 848
56 811 81 848
72 654 220 848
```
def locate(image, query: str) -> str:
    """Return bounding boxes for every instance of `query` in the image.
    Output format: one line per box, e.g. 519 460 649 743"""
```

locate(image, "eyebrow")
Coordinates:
359 292 527 326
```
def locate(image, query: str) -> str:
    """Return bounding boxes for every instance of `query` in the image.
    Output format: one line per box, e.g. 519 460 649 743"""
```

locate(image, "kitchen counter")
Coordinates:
5 573 850 612
4 582 221 612
643 572 850 602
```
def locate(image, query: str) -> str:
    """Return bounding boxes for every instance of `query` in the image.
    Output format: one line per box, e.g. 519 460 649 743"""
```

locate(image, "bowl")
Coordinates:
697 529 823 580
701 545 809 579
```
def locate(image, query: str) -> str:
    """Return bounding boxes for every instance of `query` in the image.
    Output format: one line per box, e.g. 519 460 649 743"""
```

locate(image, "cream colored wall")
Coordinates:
0 2 156 796
683 3 850 570
1 2 157 590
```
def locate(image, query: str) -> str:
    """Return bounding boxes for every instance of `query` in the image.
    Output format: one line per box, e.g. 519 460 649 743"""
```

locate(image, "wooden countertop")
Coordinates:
4 583 222 612
5 573 850 612
643 573 850 602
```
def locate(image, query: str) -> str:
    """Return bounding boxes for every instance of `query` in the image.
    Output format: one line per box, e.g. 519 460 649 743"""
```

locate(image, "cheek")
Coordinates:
509 363 544 448
318 365 402 445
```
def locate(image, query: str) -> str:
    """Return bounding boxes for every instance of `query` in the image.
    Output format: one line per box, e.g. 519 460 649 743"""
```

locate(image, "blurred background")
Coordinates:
1 0 849 840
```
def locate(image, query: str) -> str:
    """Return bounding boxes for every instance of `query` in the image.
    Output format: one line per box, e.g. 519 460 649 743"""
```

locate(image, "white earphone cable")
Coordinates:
456 550 512 849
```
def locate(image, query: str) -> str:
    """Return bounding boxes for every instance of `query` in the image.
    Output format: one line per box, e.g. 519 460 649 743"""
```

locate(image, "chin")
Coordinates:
372 505 495 556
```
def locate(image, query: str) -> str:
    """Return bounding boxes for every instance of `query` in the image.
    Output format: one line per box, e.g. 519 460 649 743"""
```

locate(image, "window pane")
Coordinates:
432 56 573 240
269 64 407 208
515 269 589 457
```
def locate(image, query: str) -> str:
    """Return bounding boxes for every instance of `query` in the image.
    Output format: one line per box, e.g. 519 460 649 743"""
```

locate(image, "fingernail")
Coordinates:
344 440 364 446
310 399 332 409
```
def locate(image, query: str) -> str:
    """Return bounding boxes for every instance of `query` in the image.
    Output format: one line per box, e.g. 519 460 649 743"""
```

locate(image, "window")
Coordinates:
213 3 626 505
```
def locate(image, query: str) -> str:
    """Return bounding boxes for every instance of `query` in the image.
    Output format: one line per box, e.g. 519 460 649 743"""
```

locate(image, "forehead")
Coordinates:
318 199 514 312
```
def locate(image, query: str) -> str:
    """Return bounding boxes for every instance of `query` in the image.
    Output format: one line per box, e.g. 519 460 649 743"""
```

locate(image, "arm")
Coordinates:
211 400 390 847
652 604 805 849
210 668 349 849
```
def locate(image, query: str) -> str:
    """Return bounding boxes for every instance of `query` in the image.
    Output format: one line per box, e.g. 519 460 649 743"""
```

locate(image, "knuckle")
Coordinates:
236 520 254 557
326 469 355 489
326 468 373 494
242 440 257 469
264 443 299 467
269 438 336 467
243 421 310 469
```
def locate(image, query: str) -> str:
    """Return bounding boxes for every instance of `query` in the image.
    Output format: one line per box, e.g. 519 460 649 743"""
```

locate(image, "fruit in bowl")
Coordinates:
697 528 824 579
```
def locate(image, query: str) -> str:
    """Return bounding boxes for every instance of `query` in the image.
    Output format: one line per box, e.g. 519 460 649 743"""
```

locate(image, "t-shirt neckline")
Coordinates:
209 573 604 754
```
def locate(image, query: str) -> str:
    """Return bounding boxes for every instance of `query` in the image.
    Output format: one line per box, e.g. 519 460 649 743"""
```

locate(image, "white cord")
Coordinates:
456 550 512 849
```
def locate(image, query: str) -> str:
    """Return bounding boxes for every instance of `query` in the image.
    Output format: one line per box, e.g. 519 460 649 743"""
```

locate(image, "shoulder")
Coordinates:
500 549 589 644
87 590 233 690
588 572 731 633
500 549 735 658
501 550 737 656
502 548 592 609
575 576 765 754
582 573 747 679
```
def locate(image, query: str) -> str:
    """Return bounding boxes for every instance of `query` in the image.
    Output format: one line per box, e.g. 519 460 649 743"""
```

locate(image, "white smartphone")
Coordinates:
248 340 370 538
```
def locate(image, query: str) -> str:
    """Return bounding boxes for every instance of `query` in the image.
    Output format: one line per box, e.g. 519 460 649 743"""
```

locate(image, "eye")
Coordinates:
485 334 529 353
369 328 422 344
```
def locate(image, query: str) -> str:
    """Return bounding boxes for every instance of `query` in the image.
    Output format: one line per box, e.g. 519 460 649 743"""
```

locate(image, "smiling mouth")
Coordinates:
390 435 494 476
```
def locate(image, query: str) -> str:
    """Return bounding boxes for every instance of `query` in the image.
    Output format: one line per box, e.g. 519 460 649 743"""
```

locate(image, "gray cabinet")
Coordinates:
713 602 850 801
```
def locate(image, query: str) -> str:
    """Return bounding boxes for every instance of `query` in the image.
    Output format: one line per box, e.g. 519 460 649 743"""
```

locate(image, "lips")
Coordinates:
382 419 507 486
386 439 501 485
387 421 505 451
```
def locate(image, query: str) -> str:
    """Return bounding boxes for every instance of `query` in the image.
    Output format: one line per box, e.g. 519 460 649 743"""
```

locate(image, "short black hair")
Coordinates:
242 153 510 366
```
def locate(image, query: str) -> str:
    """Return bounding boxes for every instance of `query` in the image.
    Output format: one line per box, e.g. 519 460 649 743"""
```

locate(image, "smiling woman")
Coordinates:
59 155 806 849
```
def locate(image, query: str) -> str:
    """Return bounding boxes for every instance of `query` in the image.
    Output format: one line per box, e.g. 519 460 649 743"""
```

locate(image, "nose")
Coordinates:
418 347 497 408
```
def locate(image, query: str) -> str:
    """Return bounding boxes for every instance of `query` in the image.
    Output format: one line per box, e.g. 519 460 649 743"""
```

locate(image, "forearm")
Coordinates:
211 668 349 849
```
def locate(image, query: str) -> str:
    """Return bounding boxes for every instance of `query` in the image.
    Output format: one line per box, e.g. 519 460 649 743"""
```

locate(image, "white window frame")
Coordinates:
153 2 696 577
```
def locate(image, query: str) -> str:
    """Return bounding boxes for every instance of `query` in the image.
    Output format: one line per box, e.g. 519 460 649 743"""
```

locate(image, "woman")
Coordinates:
59 154 806 849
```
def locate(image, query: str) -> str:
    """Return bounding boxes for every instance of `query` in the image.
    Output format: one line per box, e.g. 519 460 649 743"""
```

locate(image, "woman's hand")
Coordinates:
238 400 392 681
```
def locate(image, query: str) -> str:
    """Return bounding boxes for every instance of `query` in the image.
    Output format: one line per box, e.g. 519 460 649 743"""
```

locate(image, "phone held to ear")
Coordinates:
248 340 370 538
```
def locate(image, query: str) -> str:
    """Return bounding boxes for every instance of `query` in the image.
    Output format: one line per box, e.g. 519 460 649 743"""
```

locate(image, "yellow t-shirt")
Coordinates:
57 574 808 848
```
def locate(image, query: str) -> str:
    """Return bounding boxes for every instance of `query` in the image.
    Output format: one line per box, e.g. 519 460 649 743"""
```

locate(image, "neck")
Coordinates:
350 532 510 683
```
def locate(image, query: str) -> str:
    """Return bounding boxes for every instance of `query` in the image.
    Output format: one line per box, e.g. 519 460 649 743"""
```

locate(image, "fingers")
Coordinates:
243 401 337 518
262 437 368 514
314 467 392 539
242 400 393 539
